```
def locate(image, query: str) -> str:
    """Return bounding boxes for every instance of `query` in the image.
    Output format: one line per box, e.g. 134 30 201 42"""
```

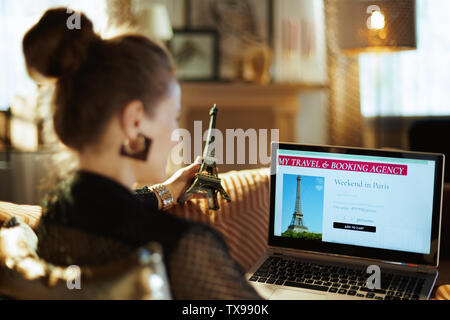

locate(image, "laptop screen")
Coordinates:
269 143 444 266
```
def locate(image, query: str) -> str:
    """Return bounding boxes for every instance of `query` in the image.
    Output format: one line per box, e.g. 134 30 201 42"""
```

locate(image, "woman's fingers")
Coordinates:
183 157 202 176
165 157 203 202
194 156 203 164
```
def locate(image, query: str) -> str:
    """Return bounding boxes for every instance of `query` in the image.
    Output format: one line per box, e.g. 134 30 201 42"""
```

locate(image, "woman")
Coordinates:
23 8 260 300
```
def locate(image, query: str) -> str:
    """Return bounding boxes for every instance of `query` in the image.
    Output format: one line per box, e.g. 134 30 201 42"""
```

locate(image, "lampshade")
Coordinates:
137 4 173 41
336 0 416 55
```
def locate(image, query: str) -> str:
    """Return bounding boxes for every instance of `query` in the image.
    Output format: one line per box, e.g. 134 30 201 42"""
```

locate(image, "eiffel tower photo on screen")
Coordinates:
281 174 324 240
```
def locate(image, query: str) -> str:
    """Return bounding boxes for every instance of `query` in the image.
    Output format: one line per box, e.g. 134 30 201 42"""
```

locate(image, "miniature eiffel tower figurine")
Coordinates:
178 104 231 210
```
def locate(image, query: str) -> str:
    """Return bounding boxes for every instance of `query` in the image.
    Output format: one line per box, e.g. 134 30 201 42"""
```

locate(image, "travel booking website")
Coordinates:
273 149 436 254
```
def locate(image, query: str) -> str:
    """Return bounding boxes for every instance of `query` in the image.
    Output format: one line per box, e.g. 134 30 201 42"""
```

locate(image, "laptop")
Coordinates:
247 142 444 300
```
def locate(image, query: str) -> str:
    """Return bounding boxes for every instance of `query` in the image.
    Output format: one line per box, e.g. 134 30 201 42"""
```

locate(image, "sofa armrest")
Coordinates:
0 202 42 230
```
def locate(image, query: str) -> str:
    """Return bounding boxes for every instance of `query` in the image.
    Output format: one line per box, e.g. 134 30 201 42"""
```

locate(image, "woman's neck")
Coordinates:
78 148 136 190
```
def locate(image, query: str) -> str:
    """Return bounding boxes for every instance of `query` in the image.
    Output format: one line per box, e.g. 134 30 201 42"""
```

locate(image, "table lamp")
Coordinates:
136 3 173 43
337 0 416 54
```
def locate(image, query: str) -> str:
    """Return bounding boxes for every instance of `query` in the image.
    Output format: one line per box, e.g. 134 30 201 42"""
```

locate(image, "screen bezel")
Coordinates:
269 142 444 267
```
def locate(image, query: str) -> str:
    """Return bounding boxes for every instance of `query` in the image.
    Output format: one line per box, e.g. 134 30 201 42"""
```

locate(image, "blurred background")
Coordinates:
1 0 449 204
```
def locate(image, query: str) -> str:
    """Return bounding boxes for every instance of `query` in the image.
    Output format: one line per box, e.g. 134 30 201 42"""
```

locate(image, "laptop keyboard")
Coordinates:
249 256 426 300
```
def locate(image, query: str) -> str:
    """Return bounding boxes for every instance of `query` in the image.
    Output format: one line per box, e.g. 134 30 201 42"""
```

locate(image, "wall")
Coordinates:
296 91 329 145
0 152 52 205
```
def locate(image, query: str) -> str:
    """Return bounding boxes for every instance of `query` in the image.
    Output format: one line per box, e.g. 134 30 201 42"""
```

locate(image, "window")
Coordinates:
359 0 450 117
0 0 107 110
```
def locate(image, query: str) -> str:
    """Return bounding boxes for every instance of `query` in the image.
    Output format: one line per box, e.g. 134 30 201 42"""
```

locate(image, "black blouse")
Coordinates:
36 170 261 300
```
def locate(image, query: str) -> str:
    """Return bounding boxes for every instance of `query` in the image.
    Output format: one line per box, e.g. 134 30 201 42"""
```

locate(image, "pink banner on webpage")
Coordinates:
278 156 407 176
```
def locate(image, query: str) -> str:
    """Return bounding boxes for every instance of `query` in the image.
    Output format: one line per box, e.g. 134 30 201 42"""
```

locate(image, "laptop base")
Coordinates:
247 249 438 300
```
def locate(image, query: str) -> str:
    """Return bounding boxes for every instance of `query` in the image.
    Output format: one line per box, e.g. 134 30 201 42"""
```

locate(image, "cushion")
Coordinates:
435 285 450 300
0 202 41 229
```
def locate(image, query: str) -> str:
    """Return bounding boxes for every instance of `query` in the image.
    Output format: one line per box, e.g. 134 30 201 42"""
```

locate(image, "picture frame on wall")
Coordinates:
169 29 219 81
187 0 273 80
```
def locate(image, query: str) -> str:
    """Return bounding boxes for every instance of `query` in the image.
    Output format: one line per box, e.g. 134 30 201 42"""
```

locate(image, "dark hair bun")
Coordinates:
23 7 100 80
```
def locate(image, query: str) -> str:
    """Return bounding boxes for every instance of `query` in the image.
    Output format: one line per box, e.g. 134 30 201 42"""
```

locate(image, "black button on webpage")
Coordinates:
333 222 376 233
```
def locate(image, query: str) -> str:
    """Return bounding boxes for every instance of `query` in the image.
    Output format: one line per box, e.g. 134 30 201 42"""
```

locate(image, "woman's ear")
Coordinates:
120 100 145 140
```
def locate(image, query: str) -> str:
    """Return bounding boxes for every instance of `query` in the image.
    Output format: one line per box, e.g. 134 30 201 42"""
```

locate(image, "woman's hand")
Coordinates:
164 156 202 203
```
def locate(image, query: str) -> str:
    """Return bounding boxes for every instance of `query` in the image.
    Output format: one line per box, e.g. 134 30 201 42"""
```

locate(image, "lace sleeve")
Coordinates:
169 224 262 300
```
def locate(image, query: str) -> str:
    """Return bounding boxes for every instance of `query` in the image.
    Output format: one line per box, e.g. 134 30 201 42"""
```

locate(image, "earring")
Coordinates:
120 134 152 162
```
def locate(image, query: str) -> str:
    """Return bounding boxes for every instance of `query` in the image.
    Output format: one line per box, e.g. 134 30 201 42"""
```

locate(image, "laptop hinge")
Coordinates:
416 265 436 275
272 248 284 256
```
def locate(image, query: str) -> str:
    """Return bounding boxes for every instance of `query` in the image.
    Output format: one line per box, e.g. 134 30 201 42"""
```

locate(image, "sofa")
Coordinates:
1 168 449 299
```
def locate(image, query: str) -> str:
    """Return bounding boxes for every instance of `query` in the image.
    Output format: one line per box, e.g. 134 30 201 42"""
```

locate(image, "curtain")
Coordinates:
324 0 363 147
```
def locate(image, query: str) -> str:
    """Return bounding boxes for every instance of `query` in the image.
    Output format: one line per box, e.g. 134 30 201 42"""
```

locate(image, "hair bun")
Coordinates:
23 7 100 80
